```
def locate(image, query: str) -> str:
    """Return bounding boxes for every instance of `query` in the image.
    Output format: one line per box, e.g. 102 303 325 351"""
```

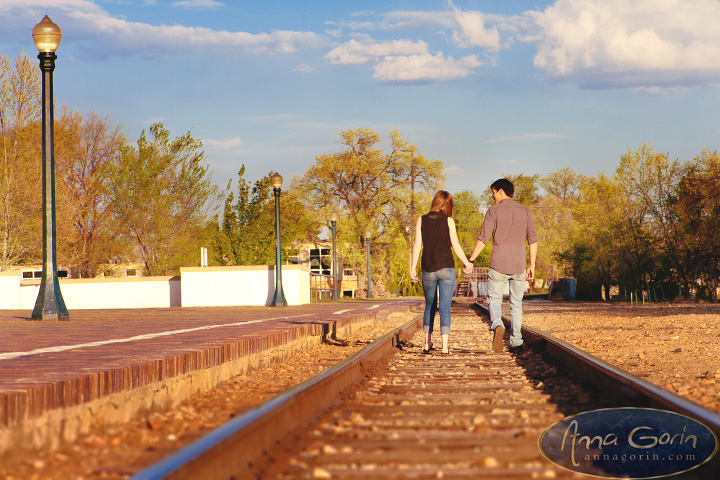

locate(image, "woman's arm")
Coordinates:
410 217 422 282
448 217 474 275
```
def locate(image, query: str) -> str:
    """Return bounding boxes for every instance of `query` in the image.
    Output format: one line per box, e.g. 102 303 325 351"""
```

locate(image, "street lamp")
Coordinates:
270 172 287 307
365 229 373 298
329 211 339 300
31 16 69 321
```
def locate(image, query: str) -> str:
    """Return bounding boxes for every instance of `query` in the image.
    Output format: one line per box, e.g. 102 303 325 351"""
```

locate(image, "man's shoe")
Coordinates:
492 325 505 353
508 343 526 354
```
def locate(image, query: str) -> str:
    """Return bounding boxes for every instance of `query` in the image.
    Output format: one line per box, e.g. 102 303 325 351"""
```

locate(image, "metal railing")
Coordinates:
459 266 488 282
310 273 335 303
456 267 489 297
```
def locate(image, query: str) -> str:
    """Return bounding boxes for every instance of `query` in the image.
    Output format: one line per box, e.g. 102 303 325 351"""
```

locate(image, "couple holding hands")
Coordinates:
410 178 539 355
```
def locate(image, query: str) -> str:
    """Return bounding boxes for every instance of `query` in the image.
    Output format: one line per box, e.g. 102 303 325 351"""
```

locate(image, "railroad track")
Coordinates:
133 301 720 480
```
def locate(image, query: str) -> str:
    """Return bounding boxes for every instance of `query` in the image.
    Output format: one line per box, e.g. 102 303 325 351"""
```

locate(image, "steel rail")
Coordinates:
131 314 423 480
473 301 720 436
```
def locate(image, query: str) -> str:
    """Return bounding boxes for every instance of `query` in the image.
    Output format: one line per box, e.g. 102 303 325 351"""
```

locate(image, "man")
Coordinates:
469 178 538 353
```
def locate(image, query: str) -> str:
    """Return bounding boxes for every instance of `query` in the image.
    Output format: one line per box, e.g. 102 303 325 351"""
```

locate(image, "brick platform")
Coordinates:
0 299 422 456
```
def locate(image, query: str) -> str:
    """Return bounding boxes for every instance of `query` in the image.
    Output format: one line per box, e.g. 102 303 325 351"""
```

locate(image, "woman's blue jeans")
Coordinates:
422 267 456 335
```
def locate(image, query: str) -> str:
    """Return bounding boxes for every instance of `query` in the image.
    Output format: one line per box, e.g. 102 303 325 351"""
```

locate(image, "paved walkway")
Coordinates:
0 299 422 436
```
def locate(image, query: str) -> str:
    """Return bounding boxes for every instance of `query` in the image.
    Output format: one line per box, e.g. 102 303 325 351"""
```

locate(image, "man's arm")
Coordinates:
470 207 493 262
526 242 537 281
469 239 486 262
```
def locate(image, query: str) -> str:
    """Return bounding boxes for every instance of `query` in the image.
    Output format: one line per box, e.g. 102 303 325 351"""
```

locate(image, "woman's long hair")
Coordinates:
430 190 453 217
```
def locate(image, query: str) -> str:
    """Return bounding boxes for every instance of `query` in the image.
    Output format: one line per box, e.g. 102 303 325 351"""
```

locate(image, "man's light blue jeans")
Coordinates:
422 267 455 335
487 267 526 347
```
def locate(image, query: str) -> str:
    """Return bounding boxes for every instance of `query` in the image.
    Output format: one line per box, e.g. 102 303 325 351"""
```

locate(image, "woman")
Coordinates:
410 190 474 354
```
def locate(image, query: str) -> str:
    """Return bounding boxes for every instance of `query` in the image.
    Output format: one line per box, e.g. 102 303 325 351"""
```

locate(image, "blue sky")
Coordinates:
2 0 720 195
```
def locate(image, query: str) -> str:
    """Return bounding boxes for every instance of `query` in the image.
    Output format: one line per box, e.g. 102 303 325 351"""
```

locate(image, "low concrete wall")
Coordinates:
0 271 21 310
0 265 311 309
15 276 181 310
180 265 311 307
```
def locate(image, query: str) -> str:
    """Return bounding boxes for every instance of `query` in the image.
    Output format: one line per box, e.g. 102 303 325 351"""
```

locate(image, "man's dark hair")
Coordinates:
491 178 514 197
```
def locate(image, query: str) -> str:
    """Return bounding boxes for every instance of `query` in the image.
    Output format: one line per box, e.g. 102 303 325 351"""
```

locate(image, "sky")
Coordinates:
2 0 720 196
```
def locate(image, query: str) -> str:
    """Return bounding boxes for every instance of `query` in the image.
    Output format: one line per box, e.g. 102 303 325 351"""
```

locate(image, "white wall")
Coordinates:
180 265 310 307
0 265 311 310
0 271 21 309
16 276 181 309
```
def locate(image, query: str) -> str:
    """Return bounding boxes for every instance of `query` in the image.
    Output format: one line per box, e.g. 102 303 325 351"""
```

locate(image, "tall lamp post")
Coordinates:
365 229 373 298
31 16 68 321
329 212 339 300
270 173 287 307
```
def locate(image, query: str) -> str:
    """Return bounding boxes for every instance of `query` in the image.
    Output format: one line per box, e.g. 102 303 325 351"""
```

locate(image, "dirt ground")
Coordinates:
3 301 720 479
521 300 720 411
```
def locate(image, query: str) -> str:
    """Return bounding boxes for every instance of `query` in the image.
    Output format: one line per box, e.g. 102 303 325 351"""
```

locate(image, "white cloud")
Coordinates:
374 53 481 84
324 39 428 64
350 10 375 18
380 11 456 30
204 137 243 149
172 0 223 9
325 38 482 84
445 165 466 175
634 86 688 96
450 7 500 50
531 0 720 87
294 64 315 72
0 0 322 58
485 133 569 144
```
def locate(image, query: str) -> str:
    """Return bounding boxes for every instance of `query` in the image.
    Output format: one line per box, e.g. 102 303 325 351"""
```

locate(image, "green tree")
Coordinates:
540 167 586 203
616 144 682 293
560 174 625 300
105 123 218 275
507 173 540 206
216 166 318 266
294 128 444 295
451 190 490 271
295 128 444 235
534 168 587 286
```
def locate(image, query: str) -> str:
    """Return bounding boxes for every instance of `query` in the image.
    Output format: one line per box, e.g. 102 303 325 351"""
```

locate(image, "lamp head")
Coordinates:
365 229 371 239
330 211 338 222
270 172 283 189
33 16 62 53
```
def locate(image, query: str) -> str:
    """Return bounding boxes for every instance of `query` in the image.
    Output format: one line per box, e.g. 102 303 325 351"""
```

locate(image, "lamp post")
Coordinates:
329 212 339 300
270 173 287 306
365 229 373 299
31 16 68 321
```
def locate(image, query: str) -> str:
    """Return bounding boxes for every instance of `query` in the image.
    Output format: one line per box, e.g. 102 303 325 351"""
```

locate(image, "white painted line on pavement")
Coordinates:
367 304 381 309
0 314 315 361
333 309 353 315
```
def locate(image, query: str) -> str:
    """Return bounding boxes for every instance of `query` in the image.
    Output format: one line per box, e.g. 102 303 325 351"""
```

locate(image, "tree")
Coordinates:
452 190 486 257
105 123 218 275
294 128 444 236
215 166 318 266
534 168 587 285
616 144 683 293
478 173 540 211
54 109 126 277
674 149 720 302
540 167 586 203
504 173 540 207
560 174 625 300
294 128 444 295
0 52 42 269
